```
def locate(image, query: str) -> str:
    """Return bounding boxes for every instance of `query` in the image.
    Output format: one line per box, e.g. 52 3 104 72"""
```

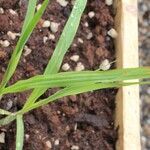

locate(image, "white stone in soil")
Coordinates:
0 132 5 143
78 38 84 44
7 31 20 40
42 20 51 28
50 22 59 33
75 62 85 71
86 32 93 40
6 100 13 110
70 55 79 62
57 0 68 7
54 139 60 146
62 63 70 71
48 33 55 40
36 4 42 11
71 145 79 150
0 40 10 47
99 59 111 71
84 22 89 27
107 28 118 38
9 9 18 15
105 0 113 6
24 46 32 56
88 11 95 18
45 140 52 148
43 36 48 43
0 7 4 14
25 134 30 140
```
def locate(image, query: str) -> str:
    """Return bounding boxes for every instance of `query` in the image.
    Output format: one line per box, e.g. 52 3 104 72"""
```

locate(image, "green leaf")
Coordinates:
23 0 87 109
2 67 150 94
0 114 16 126
16 115 24 150
22 81 150 113
0 109 12 115
22 0 37 33
0 0 49 91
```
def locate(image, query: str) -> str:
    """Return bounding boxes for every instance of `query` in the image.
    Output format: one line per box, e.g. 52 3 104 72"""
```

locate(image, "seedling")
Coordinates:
0 0 149 149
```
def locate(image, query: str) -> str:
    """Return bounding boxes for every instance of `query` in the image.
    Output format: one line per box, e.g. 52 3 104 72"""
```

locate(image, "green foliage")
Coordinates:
16 115 24 150
0 0 149 149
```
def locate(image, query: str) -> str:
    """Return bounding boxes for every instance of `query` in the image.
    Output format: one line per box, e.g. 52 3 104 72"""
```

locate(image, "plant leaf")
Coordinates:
0 109 12 115
23 0 88 109
0 114 16 126
23 81 150 113
0 0 49 91
2 67 150 94
22 0 37 33
16 115 24 150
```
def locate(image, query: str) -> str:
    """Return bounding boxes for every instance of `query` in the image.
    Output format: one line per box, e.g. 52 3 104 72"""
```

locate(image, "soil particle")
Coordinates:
75 113 109 129
0 0 117 149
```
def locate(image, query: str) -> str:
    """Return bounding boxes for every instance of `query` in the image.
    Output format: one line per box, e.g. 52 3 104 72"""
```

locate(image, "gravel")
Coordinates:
139 0 150 150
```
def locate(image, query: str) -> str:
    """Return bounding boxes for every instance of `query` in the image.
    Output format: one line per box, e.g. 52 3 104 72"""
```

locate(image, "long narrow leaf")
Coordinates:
2 67 150 94
0 109 12 115
0 0 49 91
22 0 37 33
2 80 150 125
0 114 16 126
22 81 150 113
16 115 24 150
23 0 87 108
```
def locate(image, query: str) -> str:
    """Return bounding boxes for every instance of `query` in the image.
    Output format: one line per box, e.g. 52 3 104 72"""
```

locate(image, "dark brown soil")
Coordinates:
0 0 117 150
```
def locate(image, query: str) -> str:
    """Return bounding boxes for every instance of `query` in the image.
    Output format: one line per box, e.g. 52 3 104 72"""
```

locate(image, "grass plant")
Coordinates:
0 0 149 149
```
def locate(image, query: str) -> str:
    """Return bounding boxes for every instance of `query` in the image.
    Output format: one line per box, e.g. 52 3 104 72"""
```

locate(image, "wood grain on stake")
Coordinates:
114 0 140 150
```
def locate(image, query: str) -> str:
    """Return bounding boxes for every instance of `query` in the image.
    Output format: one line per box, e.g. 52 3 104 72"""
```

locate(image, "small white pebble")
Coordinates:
48 33 55 40
105 0 113 6
70 55 79 62
84 22 89 27
7 31 19 40
0 40 10 47
73 43 77 47
24 46 32 56
78 38 83 44
107 28 118 38
62 63 70 71
42 20 51 28
50 22 59 33
74 123 78 131
0 7 4 14
45 141 52 148
71 145 79 150
54 139 60 146
99 59 111 71
9 9 18 15
6 100 13 110
57 0 68 7
87 32 93 40
43 36 48 43
25 134 30 140
88 11 95 18
36 4 42 11
75 62 85 71
0 132 5 143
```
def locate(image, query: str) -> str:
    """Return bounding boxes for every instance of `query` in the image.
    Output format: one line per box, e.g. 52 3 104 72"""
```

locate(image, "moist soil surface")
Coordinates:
0 0 117 150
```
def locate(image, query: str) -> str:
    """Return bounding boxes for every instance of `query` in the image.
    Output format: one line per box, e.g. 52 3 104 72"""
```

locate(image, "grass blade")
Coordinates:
16 115 24 150
22 0 37 33
23 81 150 113
0 109 12 115
0 114 16 126
2 67 150 94
0 0 49 91
23 0 87 108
